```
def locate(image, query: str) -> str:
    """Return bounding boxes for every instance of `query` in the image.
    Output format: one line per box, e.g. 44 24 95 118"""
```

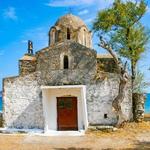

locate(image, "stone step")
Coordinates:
88 125 117 132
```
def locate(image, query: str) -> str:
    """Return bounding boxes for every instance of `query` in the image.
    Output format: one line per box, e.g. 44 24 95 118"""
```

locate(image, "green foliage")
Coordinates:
93 0 147 31
93 0 149 68
112 24 150 65
133 71 148 93
93 0 150 62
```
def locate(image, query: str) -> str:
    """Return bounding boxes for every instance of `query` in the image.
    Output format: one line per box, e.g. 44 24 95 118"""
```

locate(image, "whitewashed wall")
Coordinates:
42 86 87 131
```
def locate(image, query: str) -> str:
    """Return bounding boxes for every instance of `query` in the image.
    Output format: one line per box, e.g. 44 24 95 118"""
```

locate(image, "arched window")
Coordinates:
64 55 69 69
84 29 86 46
57 30 61 42
67 28 71 40
51 29 55 44
55 31 58 42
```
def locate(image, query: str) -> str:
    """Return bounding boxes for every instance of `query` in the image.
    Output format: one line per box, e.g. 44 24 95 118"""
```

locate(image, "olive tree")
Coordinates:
93 0 149 125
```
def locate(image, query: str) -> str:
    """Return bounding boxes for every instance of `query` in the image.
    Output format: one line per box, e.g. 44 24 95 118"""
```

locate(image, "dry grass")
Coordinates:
86 121 150 138
0 121 150 150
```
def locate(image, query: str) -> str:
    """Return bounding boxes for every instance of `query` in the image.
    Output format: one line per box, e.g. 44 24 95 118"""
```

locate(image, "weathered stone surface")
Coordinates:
0 112 2 127
19 54 37 76
87 75 132 125
49 14 92 48
88 125 117 132
3 73 44 129
3 70 132 129
133 93 146 122
36 41 96 72
2 14 133 129
97 57 118 73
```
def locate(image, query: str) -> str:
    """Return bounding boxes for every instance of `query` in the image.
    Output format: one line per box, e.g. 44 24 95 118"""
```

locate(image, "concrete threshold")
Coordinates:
44 130 85 136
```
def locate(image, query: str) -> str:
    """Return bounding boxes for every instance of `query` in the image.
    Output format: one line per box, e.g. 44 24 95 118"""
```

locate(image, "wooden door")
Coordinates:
57 97 78 130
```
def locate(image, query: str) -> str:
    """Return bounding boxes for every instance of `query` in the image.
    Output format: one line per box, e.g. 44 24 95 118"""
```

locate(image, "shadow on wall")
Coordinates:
4 69 122 129
7 100 44 129
3 66 95 129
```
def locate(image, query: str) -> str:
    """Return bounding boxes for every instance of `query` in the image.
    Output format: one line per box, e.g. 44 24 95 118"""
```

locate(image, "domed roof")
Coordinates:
55 14 87 29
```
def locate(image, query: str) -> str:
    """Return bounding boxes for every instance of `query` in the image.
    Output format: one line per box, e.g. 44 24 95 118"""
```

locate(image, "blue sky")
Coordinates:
0 0 150 92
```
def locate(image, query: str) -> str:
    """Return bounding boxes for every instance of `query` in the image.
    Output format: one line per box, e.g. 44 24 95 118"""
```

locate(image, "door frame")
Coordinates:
57 97 78 131
41 85 88 133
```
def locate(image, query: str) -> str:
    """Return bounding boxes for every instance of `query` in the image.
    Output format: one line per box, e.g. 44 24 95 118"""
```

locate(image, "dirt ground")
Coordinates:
0 121 150 150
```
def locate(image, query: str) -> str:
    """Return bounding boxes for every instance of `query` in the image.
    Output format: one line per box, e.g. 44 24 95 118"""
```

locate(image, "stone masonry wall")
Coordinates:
49 14 92 48
97 58 118 73
19 58 37 76
3 41 132 128
36 41 96 72
3 70 132 128
3 73 44 129
87 74 132 125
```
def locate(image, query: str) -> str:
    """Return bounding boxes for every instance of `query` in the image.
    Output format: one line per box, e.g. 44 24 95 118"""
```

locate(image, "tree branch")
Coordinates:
98 36 121 72
98 36 129 126
129 10 145 28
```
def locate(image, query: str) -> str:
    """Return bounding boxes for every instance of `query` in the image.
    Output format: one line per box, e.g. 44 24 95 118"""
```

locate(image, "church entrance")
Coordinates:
57 97 78 131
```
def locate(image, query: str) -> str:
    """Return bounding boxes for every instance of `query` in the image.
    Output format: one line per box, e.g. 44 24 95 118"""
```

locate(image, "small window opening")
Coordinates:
55 31 58 42
57 30 61 42
51 30 55 44
104 114 108 119
64 55 69 69
84 29 86 46
67 28 71 40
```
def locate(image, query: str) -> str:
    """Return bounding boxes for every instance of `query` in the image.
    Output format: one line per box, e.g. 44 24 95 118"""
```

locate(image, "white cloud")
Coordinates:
3 7 18 20
46 0 113 8
146 6 150 14
84 17 94 24
46 0 79 7
78 9 89 15
21 27 49 50
46 0 145 10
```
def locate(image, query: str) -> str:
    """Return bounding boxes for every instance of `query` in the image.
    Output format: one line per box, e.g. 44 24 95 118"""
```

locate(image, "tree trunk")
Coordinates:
112 70 128 126
131 60 136 91
131 60 136 119
99 38 129 126
133 93 146 122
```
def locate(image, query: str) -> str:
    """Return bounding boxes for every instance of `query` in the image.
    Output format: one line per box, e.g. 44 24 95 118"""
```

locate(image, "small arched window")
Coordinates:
83 29 86 46
67 28 71 40
51 29 55 44
57 30 61 42
64 55 69 69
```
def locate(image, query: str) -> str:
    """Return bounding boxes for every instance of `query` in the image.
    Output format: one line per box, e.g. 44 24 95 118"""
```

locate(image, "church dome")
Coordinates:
49 14 92 48
55 14 87 29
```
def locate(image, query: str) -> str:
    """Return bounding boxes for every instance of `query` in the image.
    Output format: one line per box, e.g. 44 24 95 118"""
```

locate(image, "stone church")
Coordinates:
3 14 132 132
